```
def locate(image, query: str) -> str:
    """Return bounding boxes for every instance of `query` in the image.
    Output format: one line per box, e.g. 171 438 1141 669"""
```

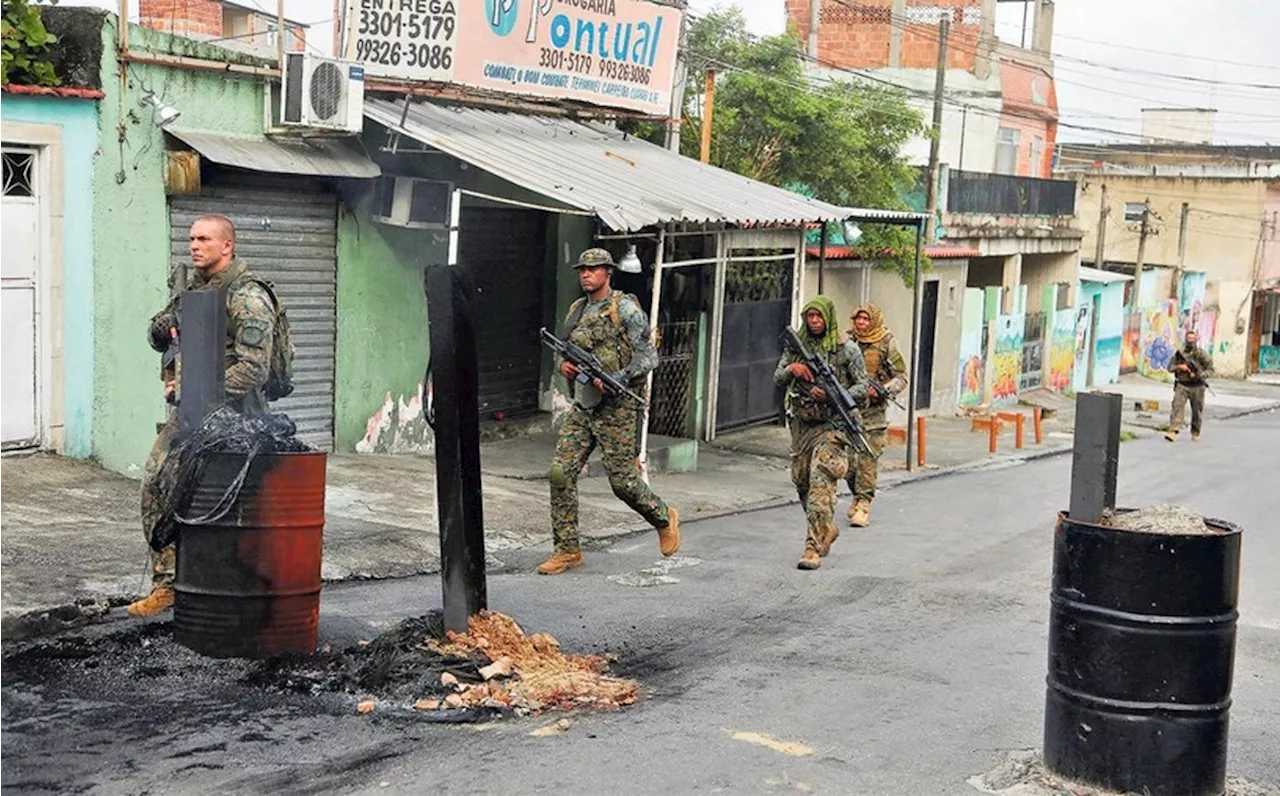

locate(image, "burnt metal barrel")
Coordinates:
174 450 326 658
1044 511 1242 796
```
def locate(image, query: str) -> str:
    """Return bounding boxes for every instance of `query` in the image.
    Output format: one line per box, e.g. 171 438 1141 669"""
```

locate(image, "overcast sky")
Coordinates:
85 0 1279 145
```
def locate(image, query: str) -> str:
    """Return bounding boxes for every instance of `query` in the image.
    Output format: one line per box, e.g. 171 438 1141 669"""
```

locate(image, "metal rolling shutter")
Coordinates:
457 207 545 416
170 187 338 450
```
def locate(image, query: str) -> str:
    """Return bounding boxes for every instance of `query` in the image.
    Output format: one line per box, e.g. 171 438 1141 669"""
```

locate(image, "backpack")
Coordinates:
237 275 295 401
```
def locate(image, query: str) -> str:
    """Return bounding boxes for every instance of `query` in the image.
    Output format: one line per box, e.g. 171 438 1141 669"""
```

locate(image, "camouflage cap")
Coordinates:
572 247 615 269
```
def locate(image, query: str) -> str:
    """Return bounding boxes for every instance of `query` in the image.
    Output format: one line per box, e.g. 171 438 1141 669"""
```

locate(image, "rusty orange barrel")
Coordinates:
174 451 326 658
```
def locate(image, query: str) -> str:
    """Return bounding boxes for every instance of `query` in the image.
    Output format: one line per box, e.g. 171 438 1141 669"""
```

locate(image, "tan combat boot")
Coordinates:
536 551 583 575
819 525 840 557
848 499 871 528
1164 429 1179 442
797 547 821 570
1192 432 1201 442
127 586 175 618
658 507 681 557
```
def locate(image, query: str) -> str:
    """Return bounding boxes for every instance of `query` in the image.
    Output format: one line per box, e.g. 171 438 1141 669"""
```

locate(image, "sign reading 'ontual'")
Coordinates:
345 0 682 116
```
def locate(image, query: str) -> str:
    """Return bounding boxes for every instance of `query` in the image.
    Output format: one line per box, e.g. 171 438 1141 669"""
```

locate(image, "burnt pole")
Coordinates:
177 288 227 433
425 264 487 634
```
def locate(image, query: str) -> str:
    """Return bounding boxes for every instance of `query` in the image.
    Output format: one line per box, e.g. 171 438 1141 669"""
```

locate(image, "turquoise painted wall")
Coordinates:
92 18 271 475
0 94 98 457
1076 280 1125 388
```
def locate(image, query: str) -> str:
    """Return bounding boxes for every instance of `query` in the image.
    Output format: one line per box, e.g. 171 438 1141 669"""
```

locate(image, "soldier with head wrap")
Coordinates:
845 303 909 528
774 296 870 570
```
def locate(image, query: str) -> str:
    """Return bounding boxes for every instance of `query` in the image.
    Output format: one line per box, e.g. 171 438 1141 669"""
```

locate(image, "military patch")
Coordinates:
239 321 269 348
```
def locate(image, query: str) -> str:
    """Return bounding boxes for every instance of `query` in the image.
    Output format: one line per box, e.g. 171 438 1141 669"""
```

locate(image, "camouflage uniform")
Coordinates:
549 252 668 554
140 258 276 586
1167 342 1214 439
846 304 909 507
774 297 869 560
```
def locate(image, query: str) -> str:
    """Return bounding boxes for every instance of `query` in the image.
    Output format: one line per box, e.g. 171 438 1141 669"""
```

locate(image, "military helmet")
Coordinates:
572 247 615 269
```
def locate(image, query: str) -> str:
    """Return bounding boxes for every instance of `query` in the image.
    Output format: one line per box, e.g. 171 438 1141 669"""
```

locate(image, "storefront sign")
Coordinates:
346 0 681 116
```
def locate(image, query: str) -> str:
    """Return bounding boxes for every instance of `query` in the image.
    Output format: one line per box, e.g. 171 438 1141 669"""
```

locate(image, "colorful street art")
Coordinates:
1071 305 1091 393
1140 300 1179 382
992 314 1025 408
957 288 985 407
1261 345 1280 373
1047 308 1075 391
1120 314 1141 373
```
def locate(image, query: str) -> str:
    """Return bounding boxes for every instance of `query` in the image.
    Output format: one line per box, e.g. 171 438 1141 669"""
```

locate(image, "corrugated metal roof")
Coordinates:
806 244 980 260
365 99 922 232
1079 266 1133 284
167 130 380 178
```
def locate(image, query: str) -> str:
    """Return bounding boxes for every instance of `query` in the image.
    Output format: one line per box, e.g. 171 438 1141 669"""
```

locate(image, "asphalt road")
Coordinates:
3 410 1278 795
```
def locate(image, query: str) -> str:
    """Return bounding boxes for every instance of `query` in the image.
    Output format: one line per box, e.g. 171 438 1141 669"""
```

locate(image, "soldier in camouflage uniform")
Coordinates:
775 296 870 570
845 303 908 528
1165 328 1214 443
128 215 278 618
538 248 681 575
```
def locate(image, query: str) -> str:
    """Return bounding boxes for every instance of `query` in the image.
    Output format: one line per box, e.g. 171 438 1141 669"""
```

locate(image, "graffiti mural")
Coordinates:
1260 345 1280 373
1120 312 1141 373
957 288 985 407
992 314 1025 408
1072 305 1091 392
1047 308 1076 391
357 381 435 454
1140 300 1179 382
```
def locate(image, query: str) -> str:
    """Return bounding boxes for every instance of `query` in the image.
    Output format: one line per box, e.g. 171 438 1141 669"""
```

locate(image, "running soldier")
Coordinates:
846 304 908 527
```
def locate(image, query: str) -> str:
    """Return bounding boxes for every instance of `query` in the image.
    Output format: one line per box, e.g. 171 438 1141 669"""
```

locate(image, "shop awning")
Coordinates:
1079 266 1133 284
364 99 922 232
166 129 380 179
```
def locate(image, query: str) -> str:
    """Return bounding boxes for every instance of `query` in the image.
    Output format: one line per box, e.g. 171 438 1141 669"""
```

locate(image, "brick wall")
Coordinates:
785 0 985 71
139 0 223 39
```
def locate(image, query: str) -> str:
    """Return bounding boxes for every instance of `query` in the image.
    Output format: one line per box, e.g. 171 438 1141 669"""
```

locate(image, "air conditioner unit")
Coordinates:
371 176 453 230
282 52 364 133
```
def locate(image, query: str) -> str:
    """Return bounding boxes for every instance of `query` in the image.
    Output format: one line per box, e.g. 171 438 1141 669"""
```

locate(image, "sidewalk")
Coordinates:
2 374 1276 640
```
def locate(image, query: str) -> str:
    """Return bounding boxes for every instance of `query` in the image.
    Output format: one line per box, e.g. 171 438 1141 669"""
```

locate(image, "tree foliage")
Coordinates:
2 0 60 87
680 9 926 281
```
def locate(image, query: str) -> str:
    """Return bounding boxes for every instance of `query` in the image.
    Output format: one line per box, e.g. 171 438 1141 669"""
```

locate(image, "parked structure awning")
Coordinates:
1079 266 1134 284
167 130 380 179
364 99 922 232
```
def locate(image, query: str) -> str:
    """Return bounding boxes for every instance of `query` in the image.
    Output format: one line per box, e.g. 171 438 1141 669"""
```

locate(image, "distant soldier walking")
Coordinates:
775 296 870 570
1165 329 1214 443
539 248 680 576
845 304 908 528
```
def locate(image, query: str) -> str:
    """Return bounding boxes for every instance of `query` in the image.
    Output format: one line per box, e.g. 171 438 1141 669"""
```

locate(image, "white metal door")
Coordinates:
2 148 42 450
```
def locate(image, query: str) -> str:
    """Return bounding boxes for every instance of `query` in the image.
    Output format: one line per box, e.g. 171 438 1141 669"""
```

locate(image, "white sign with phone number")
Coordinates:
345 0 458 82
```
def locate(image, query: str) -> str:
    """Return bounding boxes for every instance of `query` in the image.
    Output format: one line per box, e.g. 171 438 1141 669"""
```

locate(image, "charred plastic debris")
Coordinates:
3 610 639 725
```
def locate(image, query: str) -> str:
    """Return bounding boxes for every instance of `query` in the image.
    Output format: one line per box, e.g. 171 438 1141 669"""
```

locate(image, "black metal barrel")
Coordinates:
174 450 326 659
1044 511 1242 796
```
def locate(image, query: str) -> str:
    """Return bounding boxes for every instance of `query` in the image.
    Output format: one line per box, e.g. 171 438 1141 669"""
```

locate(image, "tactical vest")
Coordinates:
565 290 640 386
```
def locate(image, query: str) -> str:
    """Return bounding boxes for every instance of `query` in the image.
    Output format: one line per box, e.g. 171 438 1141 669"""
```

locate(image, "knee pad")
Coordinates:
549 462 569 488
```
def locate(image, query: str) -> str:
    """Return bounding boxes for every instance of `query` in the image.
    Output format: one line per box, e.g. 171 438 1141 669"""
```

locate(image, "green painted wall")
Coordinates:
92 17 272 475
334 199 437 451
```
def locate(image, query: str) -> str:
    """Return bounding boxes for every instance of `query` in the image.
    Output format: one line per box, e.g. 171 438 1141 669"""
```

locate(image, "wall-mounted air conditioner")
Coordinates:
371 176 453 230
281 52 364 133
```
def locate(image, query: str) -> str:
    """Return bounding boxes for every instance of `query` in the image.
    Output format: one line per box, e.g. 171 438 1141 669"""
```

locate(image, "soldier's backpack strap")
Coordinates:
564 296 588 334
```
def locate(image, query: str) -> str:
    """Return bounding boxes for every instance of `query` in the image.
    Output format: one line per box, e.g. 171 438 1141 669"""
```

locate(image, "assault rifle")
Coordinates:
781 326 872 456
540 328 645 404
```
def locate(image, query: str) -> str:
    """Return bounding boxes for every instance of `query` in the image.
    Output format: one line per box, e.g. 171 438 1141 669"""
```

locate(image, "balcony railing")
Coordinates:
946 170 1076 216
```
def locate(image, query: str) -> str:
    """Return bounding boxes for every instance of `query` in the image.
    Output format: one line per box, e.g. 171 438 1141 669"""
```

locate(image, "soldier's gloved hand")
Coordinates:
809 386 827 402
789 362 814 382
866 383 882 402
560 361 581 380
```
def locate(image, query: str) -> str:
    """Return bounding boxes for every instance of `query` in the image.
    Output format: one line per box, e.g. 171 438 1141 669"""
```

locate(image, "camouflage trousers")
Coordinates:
140 410 178 587
847 428 888 502
1170 383 1206 435
550 399 669 553
790 422 850 552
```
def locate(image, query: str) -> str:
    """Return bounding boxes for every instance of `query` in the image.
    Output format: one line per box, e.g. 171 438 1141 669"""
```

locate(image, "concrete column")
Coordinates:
889 0 906 67
974 0 996 80
1033 0 1055 55
1002 253 1023 314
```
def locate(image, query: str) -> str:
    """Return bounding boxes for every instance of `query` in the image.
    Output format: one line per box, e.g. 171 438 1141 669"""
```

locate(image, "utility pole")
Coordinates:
1094 184 1108 271
1173 201 1190 305
923 15 950 243
1132 198 1152 311
699 68 715 164
808 0 821 58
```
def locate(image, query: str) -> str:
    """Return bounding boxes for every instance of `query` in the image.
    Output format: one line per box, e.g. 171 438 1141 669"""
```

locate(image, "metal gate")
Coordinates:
170 186 338 450
648 319 697 437
2 148 42 450
715 260 791 432
1020 311 1046 391
456 207 545 417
